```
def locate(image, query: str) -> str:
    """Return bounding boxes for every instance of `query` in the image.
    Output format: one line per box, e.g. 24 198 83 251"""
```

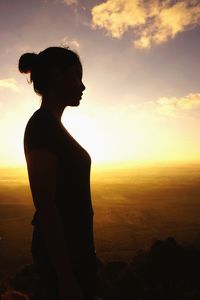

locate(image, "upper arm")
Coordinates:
26 149 58 212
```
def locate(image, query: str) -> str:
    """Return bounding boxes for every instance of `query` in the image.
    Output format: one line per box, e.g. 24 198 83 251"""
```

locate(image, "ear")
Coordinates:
47 68 61 85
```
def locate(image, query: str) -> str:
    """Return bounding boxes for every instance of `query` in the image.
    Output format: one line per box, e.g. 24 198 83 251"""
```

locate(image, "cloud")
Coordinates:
91 0 200 49
63 0 77 5
92 0 146 38
0 78 19 93
60 37 80 49
153 93 200 116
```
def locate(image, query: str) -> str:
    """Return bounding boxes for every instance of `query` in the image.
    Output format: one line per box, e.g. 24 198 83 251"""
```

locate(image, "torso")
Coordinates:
24 108 96 265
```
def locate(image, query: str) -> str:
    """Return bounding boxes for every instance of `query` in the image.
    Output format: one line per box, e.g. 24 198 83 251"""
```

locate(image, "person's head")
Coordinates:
18 47 85 106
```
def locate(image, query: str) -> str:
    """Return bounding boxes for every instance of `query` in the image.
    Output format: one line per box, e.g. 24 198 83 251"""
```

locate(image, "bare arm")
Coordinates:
26 149 83 299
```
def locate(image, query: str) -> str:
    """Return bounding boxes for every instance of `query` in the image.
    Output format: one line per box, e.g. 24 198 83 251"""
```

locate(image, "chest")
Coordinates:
54 125 91 181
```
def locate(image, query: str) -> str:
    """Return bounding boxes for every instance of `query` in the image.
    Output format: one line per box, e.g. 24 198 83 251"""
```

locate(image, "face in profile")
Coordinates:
55 63 86 107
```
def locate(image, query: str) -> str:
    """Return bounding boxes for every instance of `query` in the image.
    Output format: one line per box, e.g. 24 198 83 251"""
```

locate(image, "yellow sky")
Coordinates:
0 86 200 168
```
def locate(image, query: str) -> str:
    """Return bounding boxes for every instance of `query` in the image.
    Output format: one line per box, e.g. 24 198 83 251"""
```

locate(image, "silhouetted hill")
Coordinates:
1 238 200 300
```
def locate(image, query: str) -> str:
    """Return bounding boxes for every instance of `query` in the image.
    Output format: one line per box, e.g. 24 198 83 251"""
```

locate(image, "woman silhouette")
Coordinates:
19 47 97 300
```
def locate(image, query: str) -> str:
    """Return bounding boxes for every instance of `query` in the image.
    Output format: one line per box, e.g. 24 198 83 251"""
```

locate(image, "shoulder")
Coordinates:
25 108 54 133
24 108 58 155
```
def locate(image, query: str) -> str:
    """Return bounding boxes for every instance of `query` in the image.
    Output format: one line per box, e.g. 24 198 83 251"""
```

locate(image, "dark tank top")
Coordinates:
24 107 96 265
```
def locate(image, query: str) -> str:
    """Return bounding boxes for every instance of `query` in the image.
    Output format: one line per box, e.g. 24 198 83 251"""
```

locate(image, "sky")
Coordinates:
0 0 200 167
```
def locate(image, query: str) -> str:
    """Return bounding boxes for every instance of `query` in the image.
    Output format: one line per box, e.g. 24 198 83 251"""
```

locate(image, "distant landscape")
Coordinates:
0 163 200 279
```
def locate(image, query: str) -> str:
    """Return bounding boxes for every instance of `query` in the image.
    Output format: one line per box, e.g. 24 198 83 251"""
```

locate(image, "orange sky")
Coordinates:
0 0 200 167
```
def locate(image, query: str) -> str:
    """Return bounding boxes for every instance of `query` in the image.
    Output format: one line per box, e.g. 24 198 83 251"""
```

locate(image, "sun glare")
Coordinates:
1 90 200 168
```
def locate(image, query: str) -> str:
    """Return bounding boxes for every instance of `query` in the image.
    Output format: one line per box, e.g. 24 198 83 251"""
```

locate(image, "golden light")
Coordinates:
1 89 200 168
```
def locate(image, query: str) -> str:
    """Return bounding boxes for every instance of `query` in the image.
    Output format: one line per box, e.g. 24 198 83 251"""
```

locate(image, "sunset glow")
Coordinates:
0 0 200 168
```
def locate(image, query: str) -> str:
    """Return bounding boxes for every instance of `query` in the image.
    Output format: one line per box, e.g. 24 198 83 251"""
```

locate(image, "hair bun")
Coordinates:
18 53 37 74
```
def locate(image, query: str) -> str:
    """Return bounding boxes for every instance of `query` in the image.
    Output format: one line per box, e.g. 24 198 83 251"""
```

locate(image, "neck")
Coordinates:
40 96 66 121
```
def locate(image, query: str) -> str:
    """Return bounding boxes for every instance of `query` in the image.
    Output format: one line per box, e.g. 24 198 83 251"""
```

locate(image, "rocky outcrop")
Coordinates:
1 238 200 300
